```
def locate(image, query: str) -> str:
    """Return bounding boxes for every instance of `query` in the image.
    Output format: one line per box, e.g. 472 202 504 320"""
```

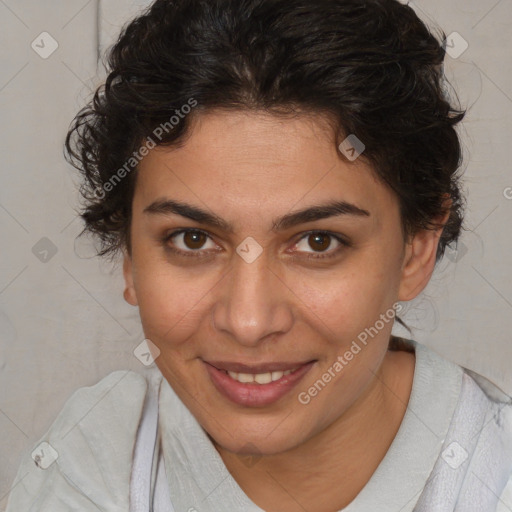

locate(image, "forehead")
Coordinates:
134 110 398 228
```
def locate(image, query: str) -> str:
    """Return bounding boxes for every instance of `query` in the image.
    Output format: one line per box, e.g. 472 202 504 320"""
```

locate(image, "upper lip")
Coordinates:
204 360 315 373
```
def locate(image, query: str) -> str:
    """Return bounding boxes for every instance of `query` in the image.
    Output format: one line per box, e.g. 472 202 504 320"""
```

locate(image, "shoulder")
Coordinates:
46 369 149 435
464 367 512 406
498 473 512 511
410 342 512 509
456 368 512 508
6 370 151 512
462 366 512 441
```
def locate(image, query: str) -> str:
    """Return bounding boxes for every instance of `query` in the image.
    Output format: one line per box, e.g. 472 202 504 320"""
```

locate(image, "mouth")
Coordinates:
203 359 316 407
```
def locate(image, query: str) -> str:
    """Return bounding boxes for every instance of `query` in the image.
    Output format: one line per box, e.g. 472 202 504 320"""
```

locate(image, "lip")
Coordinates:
203 359 316 407
205 360 314 373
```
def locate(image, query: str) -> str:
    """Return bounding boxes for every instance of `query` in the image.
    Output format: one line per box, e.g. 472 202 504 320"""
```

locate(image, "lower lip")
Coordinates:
203 360 316 407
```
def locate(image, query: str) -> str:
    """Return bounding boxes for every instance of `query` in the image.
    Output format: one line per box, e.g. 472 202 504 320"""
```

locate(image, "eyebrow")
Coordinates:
143 198 370 232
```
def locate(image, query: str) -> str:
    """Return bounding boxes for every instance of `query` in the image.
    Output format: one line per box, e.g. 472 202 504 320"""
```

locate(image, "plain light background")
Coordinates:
0 0 511 508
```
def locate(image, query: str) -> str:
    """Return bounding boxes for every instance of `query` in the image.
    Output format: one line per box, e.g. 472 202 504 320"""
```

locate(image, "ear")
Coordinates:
398 201 451 302
123 249 138 306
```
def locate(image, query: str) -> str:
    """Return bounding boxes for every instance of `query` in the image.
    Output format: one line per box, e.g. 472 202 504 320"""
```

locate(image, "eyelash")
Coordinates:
160 229 350 261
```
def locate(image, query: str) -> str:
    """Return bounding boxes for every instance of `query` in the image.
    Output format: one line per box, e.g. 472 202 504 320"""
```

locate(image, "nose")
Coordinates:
212 247 293 347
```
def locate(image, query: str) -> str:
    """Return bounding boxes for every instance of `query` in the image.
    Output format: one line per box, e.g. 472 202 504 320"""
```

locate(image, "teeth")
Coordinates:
226 367 299 384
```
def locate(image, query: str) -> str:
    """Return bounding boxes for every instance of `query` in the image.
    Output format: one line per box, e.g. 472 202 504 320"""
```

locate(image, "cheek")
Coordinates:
133 261 219 345
289 257 400 341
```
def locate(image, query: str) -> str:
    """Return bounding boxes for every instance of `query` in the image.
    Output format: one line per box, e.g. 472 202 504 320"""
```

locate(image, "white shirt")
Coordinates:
6 339 512 511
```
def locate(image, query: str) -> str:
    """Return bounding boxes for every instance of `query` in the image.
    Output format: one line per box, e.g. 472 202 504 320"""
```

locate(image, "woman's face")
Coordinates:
123 109 434 455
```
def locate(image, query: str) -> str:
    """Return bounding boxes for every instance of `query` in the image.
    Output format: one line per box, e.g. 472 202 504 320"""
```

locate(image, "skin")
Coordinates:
123 109 449 511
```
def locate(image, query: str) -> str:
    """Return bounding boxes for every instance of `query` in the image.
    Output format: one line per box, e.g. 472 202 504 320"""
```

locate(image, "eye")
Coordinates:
162 229 218 257
292 231 349 259
161 229 350 261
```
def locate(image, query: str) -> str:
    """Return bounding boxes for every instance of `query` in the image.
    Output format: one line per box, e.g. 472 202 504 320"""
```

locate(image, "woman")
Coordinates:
6 0 512 510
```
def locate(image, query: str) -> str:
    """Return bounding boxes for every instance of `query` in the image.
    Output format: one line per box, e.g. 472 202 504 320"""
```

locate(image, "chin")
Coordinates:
206 420 311 457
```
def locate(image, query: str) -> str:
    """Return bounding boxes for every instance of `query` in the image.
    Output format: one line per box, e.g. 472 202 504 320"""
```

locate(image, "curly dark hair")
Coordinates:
64 0 466 266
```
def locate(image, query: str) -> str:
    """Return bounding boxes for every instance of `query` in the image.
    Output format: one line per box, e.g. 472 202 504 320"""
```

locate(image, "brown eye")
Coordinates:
182 231 207 249
163 229 217 256
292 231 349 260
308 233 331 252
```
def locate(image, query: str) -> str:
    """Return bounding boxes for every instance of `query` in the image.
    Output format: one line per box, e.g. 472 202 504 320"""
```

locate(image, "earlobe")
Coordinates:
122 250 138 306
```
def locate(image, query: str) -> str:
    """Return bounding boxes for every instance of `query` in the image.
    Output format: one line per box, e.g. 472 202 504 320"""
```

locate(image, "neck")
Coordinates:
213 347 415 512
